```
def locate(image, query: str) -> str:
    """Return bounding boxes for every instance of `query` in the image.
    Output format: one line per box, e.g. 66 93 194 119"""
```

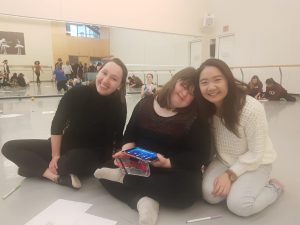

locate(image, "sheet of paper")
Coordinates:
24 199 92 225
74 213 117 225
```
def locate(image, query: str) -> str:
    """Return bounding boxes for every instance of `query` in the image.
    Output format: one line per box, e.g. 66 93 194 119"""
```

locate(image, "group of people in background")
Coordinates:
248 75 296 101
2 58 285 225
52 58 104 92
0 59 29 88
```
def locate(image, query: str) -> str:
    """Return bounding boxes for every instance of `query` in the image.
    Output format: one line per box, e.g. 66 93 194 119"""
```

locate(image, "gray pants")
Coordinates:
202 159 281 217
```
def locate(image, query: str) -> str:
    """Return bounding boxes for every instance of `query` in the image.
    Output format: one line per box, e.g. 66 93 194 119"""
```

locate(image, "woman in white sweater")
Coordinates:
197 58 283 217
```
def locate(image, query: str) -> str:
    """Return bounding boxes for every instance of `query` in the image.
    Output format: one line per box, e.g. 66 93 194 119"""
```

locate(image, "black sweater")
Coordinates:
51 85 126 151
123 96 211 170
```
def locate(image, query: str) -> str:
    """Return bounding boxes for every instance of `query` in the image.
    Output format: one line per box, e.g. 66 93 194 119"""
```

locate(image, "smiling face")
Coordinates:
252 77 258 84
146 74 153 84
199 66 228 109
95 62 123 96
170 80 194 109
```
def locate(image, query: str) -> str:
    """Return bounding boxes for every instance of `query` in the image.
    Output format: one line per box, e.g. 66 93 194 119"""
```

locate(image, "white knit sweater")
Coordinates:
212 95 277 177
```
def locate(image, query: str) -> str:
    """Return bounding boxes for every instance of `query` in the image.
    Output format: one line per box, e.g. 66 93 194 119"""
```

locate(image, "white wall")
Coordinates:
110 28 198 85
203 0 300 93
0 15 54 81
0 0 206 36
110 28 195 65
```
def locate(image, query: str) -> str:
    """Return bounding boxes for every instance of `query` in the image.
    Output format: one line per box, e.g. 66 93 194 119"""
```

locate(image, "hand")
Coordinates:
151 154 171 168
212 173 232 197
112 151 129 159
49 155 60 175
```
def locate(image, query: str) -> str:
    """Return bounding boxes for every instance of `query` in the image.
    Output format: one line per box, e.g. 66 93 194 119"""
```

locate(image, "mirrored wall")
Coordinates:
0 14 201 99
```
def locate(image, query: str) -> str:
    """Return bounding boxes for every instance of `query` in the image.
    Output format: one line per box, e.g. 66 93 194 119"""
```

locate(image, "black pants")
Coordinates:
100 161 202 209
35 72 41 83
1 139 108 177
283 93 296 102
57 80 67 91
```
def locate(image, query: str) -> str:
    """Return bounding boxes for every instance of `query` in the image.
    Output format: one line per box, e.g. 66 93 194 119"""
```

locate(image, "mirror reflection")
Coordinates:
0 14 200 99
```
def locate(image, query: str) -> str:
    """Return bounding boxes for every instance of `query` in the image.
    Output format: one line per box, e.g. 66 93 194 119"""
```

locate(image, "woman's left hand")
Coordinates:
212 173 232 197
151 154 171 168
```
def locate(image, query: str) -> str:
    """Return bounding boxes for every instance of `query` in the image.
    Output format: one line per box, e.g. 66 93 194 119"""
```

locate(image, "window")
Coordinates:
66 23 100 39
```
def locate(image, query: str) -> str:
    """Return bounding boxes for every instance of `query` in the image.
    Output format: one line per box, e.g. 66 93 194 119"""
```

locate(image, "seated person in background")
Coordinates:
17 73 27 87
53 65 68 92
141 73 157 98
264 78 296 102
0 71 3 88
88 63 97 72
10 73 18 86
248 75 263 99
130 75 143 88
128 76 135 86
94 67 211 225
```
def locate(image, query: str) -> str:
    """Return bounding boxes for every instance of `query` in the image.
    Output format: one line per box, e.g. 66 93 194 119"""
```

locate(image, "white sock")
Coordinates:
137 197 159 225
93 167 124 183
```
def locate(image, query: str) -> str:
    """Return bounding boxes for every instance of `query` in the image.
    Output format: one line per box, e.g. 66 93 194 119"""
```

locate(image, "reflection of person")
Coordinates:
62 61 73 80
141 73 156 98
2 59 10 81
264 78 296 102
55 58 63 69
2 58 128 189
130 75 143 88
94 67 211 225
53 65 68 92
33 61 42 83
248 75 263 99
197 59 283 217
0 71 3 88
17 73 27 87
10 72 18 86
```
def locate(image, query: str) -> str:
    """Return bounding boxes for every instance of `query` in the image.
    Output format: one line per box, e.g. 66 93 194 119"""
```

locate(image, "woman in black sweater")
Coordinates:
1 58 128 189
94 67 211 225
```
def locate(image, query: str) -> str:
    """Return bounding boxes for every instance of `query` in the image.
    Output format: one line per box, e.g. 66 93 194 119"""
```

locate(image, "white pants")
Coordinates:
202 159 281 217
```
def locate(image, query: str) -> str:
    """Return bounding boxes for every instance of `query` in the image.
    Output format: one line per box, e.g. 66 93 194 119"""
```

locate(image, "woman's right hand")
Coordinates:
112 151 128 159
49 156 60 175
212 173 232 197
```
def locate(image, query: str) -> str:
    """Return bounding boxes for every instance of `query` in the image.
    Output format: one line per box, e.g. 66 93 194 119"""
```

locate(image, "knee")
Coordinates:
202 180 224 204
1 140 16 158
227 195 255 217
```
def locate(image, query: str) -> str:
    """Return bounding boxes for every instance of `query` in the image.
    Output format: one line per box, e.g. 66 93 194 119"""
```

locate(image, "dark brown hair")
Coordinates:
196 58 247 137
156 67 197 113
248 75 263 89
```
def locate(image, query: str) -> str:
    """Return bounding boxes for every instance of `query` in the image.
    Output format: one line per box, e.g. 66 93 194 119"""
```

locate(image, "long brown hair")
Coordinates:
156 67 197 114
196 58 247 137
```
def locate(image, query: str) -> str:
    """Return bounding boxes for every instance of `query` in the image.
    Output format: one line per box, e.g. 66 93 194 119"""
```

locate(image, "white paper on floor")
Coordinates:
24 199 92 225
24 199 117 225
74 213 117 225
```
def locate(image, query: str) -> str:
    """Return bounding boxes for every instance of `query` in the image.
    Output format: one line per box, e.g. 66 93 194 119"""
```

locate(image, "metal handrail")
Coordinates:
230 64 300 85
6 65 54 82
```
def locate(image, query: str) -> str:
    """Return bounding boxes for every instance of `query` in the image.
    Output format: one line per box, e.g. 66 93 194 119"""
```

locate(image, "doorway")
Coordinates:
189 40 202 68
217 34 235 66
